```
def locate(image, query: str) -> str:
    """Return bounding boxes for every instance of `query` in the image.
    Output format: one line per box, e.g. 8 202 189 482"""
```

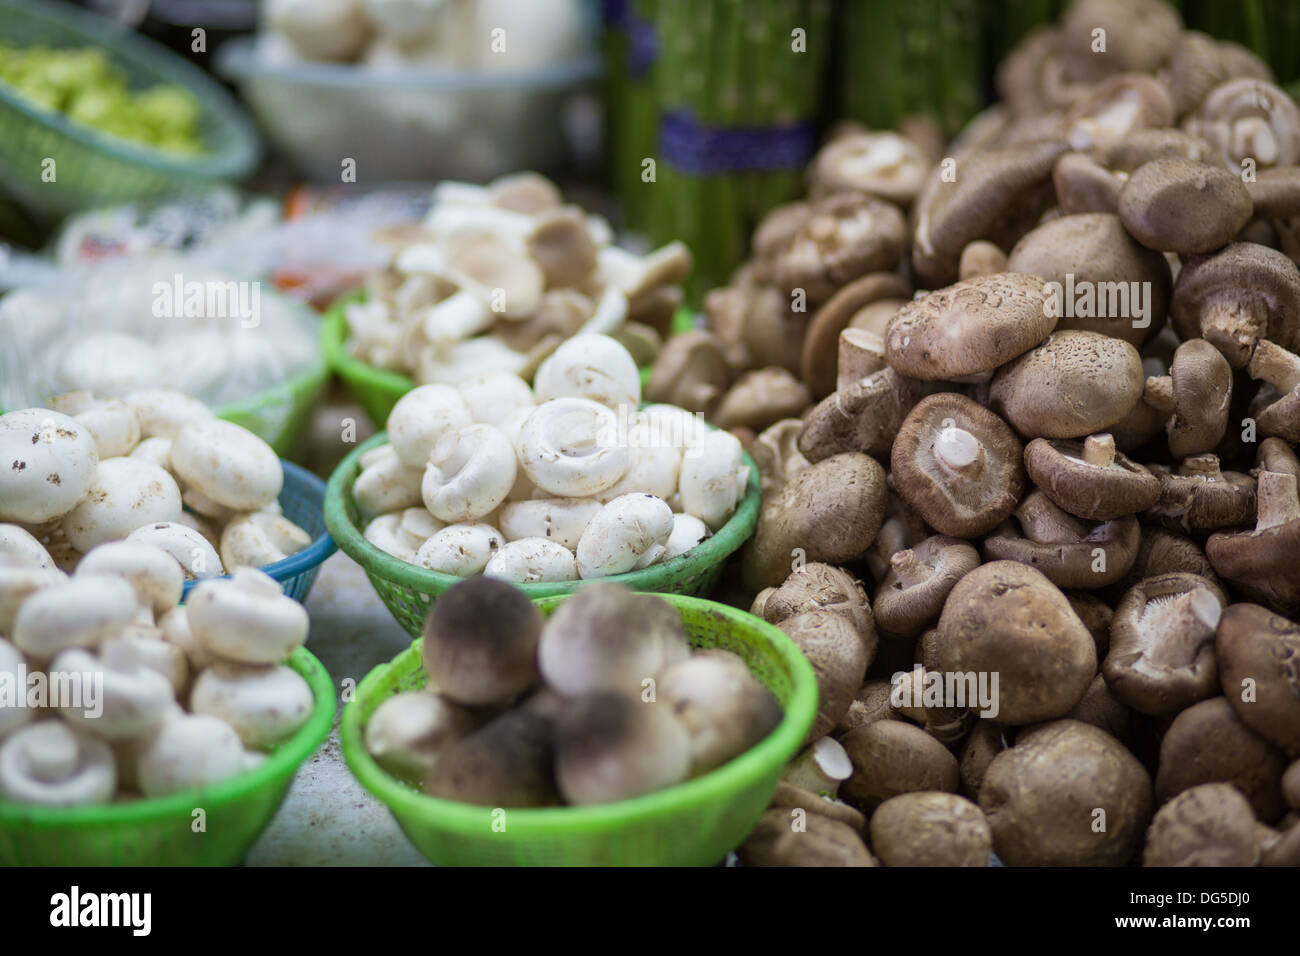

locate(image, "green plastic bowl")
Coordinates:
340 593 817 865
324 431 762 638
214 357 329 458
0 0 260 222
0 647 334 866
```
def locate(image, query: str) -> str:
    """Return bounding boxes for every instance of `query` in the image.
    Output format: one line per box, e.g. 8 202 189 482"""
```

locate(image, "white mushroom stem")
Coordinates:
890 549 933 588
1198 292 1266 368
782 737 854 796
1180 455 1224 480
1082 433 1117 467
933 425 985 477
1247 340 1300 393
420 290 493 353
1255 471 1300 531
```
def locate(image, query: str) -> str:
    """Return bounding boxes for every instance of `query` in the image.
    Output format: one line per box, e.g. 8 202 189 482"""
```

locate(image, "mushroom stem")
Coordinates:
890 548 933 588
933 426 985 477
1144 375 1175 416
1247 340 1300 393
1198 297 1265 368
1082 434 1117 467
1180 454 1224 480
1255 470 1300 531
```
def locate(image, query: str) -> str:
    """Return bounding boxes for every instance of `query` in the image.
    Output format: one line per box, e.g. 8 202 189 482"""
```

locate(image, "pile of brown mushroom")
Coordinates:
683 0 1300 867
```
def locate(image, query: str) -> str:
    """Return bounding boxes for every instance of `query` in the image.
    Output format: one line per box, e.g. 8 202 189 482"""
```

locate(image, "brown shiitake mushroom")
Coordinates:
769 781 866 833
979 719 1153 867
958 721 1007 802
777 610 871 744
526 207 598 288
836 327 887 390
1062 674 1134 745
750 419 810 498
872 535 980 639
886 273 1054 382
1102 128 1211 171
644 330 731 414
1024 434 1161 520
835 679 897 736
422 576 541 706
1246 340 1300 442
1053 151 1124 215
869 792 992 867
839 719 959 814
1102 572 1227 716
891 393 1025 538
1257 818 1300 866
1156 696 1289 823
1245 166 1300 219
1169 242 1300 368
752 201 813 263
934 561 1096 725
1214 602 1300 756
1006 213 1171 347
711 368 811 433
1207 471 1300 618
762 562 875 649
808 132 931 207
1163 338 1233 457
1147 454 1256 535
863 488 931 583
741 453 887 592
989 331 1145 439
983 491 1140 590
1187 78 1300 173
493 288 592 353
1058 0 1182 84
737 807 878 867
1068 591 1116 660
1065 74 1176 153
1117 158 1254 255
957 240 1009 280
801 272 910 398
798 368 934 463
1285 760 1300 811
1143 783 1260 866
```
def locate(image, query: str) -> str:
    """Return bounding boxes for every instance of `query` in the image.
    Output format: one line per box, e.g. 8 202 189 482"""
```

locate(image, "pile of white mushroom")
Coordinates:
345 172 691 386
0 389 311 577
357 333 750 583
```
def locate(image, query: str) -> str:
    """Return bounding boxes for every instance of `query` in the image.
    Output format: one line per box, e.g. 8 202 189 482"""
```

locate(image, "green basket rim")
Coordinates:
323 430 762 601
0 645 334 827
320 291 417 400
339 593 818 838
0 0 261 180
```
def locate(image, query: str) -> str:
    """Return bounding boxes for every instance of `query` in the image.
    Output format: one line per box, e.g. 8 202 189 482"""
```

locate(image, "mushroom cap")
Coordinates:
1024 435 1161 520
801 272 910 398
0 409 99 525
978 719 1154 866
1101 127 1210 171
807 131 931 206
1156 696 1288 823
534 333 641 410
1166 338 1233 457
1148 456 1256 534
957 240 1009 280
838 718 959 814
887 273 1054 381
869 792 992 867
1064 73 1175 152
776 610 871 744
0 720 116 807
1245 166 1300 219
1052 151 1123 215
170 419 282 512
798 368 932 463
935 561 1095 725
1166 32 1231 117
190 661 314 749
762 562 875 650
912 140 1067 287
1170 243 1300 366
1214 602 1300 755
525 206 598 289
872 535 980 638
1101 572 1226 716
644 330 730 414
1207 522 1300 620
1117 157 1253 255
422 576 542 706
751 200 813 262
711 367 811 433
737 806 877 866
767 192 907 302
1059 0 1182 83
891 392 1025 538
1143 783 1260 867
1006 213 1171 347
1189 78 1300 172
989 330 1145 439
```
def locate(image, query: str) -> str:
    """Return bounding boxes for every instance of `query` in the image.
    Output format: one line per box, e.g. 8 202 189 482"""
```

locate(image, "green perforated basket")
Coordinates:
340 593 818 866
0 647 334 866
324 431 762 637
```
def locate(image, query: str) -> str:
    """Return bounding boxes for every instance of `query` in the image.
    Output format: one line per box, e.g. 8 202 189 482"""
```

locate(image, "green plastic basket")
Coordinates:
340 593 818 865
0 646 334 866
214 357 329 458
0 0 260 222
324 431 762 637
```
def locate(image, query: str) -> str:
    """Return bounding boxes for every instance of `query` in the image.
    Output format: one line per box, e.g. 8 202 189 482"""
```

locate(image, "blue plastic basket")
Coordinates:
180 459 334 604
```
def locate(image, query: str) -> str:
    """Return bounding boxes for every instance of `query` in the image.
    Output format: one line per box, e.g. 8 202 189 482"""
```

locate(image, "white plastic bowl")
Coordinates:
215 37 601 182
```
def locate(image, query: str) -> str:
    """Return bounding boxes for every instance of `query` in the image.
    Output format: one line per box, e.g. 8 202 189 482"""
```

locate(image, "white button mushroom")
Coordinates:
190 661 314 749
60 457 183 552
101 630 189 698
533 333 642 409
483 537 578 583
75 541 184 616
170 419 282 512
124 388 214 440
421 424 517 522
0 637 32 737
158 605 216 672
385 384 473 468
128 436 173 471
414 523 504 576
497 405 541 501
663 513 710 560
0 554 66 634
135 712 245 797
678 430 749 531
0 409 99 524
363 507 444 561
0 721 116 806
352 444 425 519
63 398 141 460
0 523 56 569
186 568 309 665
125 522 224 580
595 419 683 502
363 690 480 780
515 398 631 497
497 497 602 550
457 370 536 426
575 494 675 578
12 573 140 659
219 511 312 570
51 643 175 741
